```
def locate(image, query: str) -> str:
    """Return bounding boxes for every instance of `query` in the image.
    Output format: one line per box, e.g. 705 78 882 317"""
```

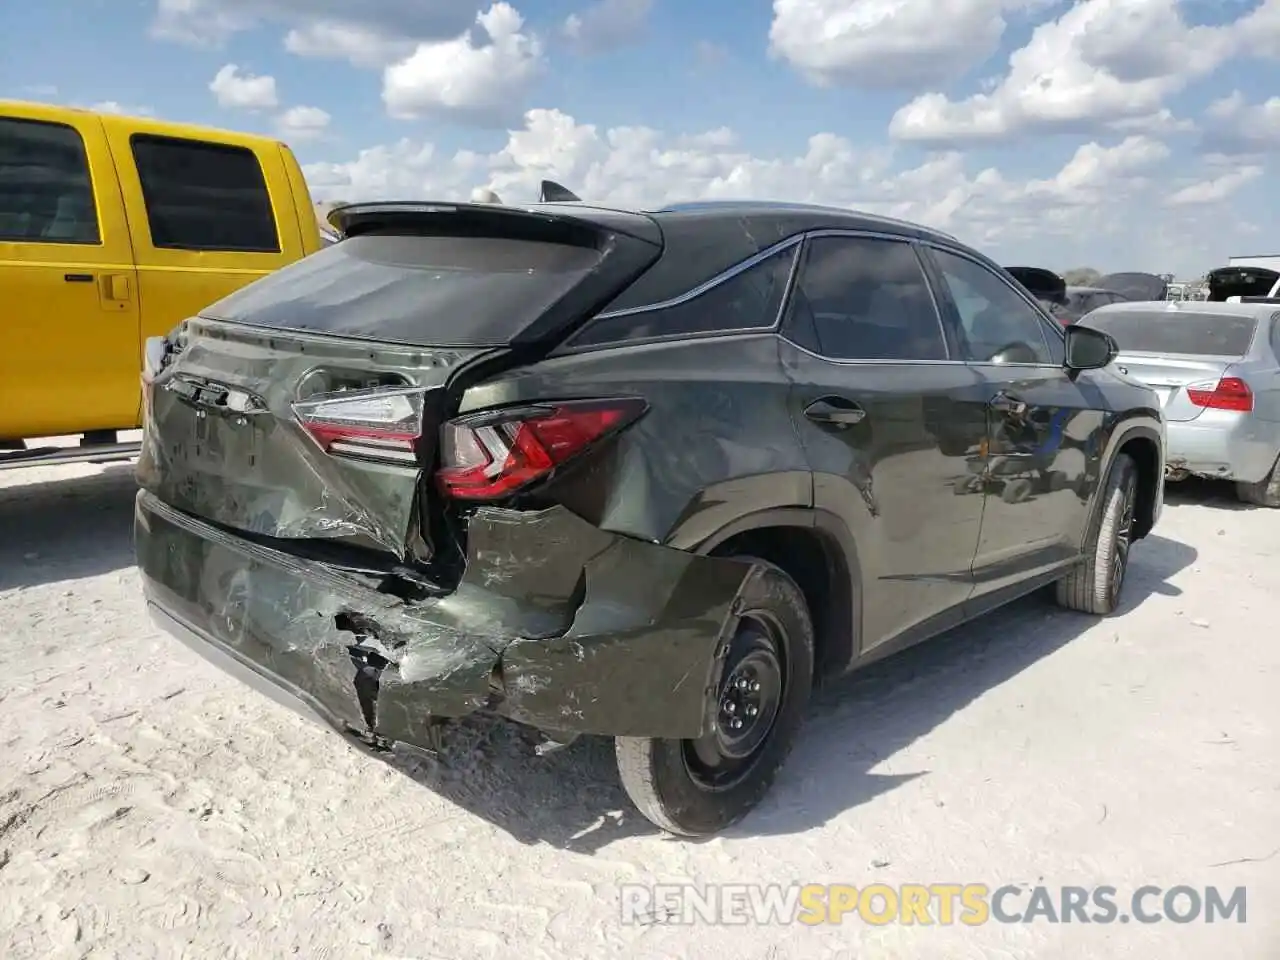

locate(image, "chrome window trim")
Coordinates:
920 240 1066 370
592 235 804 320
778 335 969 366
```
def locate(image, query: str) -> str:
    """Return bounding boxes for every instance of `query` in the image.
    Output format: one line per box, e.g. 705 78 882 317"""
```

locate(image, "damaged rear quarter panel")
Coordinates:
456 333 813 544
497 527 754 738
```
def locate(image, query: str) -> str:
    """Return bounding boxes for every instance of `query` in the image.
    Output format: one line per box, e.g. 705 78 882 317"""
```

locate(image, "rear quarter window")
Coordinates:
1086 311 1258 356
201 232 606 347
567 245 797 348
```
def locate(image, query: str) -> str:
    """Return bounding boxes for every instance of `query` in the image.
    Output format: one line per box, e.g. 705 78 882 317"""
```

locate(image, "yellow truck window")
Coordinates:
0 116 100 244
129 134 280 253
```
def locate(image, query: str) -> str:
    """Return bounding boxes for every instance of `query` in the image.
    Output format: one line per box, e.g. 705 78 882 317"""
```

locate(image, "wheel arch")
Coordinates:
692 507 862 682
1090 419 1163 544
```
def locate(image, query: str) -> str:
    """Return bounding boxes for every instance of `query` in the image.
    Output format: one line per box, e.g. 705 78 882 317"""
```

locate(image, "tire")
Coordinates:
1055 452 1138 615
614 558 815 837
1236 453 1280 507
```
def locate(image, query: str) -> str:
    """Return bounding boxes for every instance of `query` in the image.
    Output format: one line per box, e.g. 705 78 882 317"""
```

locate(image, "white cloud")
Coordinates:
768 0 1031 89
276 105 331 140
283 22 414 68
888 0 1259 145
300 107 1224 270
1166 166 1264 206
1025 135 1170 204
1201 91 1280 153
382 3 544 124
209 64 279 110
563 0 653 54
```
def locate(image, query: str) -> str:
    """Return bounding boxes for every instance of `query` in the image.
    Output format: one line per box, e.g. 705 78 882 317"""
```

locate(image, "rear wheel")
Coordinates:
614 558 814 837
1236 453 1280 508
1055 452 1138 615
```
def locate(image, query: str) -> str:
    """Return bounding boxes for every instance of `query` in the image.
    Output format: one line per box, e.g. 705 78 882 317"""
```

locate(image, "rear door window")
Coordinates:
0 116 99 244
1086 311 1258 357
784 236 948 361
568 245 796 347
202 232 609 347
130 135 279 252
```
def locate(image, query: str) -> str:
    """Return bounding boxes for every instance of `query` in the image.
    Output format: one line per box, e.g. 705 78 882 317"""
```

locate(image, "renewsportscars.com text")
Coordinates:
619 883 1247 926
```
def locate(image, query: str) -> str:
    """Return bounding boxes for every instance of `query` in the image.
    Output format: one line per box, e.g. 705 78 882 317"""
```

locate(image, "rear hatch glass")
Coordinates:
202 233 608 347
1085 310 1258 421
1085 311 1257 357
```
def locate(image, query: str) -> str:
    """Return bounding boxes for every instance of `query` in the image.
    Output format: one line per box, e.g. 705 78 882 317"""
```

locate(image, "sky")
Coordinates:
3 0 1280 277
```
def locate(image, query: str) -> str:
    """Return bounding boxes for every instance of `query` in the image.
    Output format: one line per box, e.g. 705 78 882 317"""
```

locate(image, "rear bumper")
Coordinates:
1165 419 1277 483
135 491 753 751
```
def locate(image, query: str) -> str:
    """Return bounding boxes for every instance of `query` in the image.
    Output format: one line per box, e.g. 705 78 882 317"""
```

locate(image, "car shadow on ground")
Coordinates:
0 465 139 591
386 532 1197 852
1164 475 1258 511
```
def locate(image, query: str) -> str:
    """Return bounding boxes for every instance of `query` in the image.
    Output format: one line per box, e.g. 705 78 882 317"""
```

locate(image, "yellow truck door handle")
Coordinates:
102 274 131 301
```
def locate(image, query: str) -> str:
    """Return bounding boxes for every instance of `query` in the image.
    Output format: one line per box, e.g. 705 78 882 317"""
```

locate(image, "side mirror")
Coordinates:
1064 324 1117 371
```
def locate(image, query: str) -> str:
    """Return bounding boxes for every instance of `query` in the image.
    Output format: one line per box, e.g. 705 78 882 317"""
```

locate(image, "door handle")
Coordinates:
64 273 94 283
103 274 131 301
804 397 866 426
989 391 1027 417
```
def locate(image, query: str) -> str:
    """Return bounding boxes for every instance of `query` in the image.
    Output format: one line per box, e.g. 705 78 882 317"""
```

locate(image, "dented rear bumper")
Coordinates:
134 491 753 752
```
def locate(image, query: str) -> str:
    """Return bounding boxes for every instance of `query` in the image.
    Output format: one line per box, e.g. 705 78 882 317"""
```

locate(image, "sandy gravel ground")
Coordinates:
1 454 1277 960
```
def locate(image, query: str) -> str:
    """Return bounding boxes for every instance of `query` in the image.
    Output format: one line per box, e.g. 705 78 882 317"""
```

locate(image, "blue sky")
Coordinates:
4 0 1279 276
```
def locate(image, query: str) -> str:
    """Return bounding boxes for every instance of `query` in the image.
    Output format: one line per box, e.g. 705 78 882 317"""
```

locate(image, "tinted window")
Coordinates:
786 236 946 361
131 135 279 252
0 117 99 243
570 246 795 347
1085 311 1258 357
932 249 1053 364
203 233 606 347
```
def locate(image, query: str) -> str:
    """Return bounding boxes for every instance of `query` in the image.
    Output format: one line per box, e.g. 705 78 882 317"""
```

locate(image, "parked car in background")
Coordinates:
1004 268 1166 324
0 99 324 468
1207 265 1280 303
135 197 1166 836
1082 300 1280 506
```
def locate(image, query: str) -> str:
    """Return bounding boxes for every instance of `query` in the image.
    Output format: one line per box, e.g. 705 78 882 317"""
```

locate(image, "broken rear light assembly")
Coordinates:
437 397 648 500
294 386 427 465
1185 376 1253 413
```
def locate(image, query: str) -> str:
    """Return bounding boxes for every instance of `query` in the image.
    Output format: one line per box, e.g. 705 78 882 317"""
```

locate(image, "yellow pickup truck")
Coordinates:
0 100 324 468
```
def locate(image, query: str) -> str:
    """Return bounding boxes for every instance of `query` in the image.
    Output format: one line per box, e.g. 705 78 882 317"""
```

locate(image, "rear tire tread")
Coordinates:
1236 453 1280 508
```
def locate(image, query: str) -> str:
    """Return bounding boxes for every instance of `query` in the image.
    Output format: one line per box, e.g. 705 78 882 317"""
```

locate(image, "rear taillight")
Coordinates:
294 386 427 465
1185 376 1253 412
437 398 647 500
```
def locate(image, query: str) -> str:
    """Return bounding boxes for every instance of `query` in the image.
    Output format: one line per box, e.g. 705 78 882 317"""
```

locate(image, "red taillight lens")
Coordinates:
1185 376 1253 412
293 386 426 465
437 397 647 500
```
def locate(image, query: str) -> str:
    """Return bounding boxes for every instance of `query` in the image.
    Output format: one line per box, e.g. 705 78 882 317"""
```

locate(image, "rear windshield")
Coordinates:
201 233 604 346
1085 311 1258 357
